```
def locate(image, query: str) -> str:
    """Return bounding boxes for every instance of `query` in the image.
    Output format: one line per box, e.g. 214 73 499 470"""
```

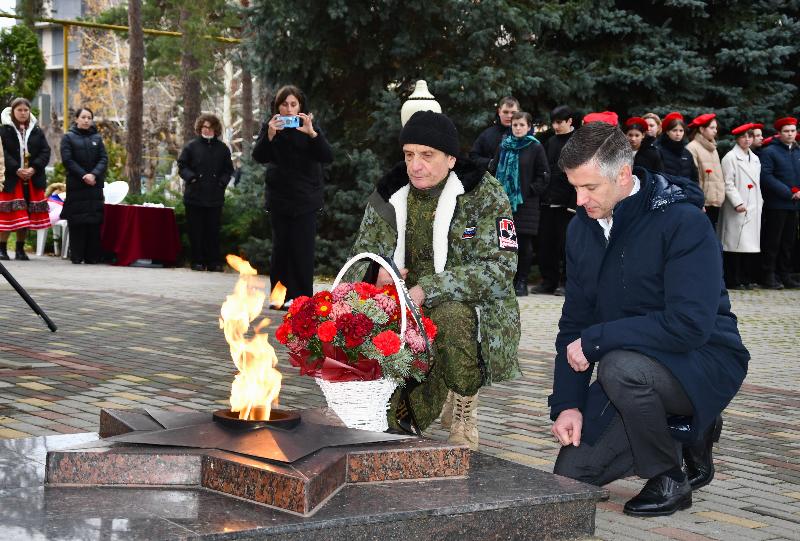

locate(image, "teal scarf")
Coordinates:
495 134 537 212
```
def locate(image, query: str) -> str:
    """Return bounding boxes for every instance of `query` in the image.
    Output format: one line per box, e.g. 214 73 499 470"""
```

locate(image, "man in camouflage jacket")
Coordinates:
349 111 521 449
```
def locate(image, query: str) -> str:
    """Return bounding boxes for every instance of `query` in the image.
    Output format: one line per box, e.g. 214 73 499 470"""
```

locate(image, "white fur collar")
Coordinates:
389 171 465 273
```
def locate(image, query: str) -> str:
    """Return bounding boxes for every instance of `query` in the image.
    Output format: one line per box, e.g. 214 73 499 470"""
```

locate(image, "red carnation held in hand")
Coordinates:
372 330 401 356
747 184 754 189
705 169 713 174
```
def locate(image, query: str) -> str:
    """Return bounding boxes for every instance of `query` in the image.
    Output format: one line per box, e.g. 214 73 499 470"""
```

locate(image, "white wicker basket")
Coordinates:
315 377 398 432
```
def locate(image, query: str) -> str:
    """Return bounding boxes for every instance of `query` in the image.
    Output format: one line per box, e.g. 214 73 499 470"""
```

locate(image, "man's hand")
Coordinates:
408 285 425 307
552 408 583 447
82 173 96 186
566 338 590 372
376 266 408 286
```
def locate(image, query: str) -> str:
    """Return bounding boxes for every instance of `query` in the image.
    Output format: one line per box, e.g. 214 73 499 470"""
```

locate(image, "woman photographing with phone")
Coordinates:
252 85 333 308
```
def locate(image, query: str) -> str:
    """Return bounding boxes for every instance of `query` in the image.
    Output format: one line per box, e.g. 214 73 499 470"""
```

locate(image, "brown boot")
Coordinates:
448 392 479 451
440 390 455 430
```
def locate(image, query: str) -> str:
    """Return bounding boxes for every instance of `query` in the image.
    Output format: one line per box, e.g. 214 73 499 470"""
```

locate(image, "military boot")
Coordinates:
448 392 479 451
0 242 9 261
439 390 455 430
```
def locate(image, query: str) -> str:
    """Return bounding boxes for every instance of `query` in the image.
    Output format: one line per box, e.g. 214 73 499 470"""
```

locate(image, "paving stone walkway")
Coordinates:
1 256 799 540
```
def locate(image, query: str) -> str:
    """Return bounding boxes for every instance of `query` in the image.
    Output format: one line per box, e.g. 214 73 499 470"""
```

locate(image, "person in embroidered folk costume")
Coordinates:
349 110 521 449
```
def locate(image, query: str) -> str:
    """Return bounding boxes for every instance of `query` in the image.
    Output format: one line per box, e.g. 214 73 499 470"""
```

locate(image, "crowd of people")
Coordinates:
470 98 800 294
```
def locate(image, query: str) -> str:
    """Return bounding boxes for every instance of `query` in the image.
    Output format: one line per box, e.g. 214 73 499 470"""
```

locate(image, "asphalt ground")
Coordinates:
1 255 799 540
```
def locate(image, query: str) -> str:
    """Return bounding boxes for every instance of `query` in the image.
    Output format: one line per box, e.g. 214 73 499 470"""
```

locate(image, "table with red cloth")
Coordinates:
100 204 181 266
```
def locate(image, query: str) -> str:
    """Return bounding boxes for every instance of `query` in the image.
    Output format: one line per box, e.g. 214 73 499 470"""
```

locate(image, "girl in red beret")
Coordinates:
719 125 762 290
686 113 724 226
623 117 664 172
657 113 699 183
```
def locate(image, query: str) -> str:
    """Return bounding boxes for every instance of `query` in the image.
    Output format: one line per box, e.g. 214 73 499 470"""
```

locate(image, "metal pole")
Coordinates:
63 24 69 133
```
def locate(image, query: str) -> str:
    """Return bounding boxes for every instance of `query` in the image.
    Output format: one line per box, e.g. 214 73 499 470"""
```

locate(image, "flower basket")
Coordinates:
277 252 436 431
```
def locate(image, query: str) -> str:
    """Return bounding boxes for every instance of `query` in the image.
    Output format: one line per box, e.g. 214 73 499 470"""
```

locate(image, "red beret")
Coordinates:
751 123 764 130
731 123 755 135
762 136 774 146
624 117 648 133
583 111 619 126
689 113 716 128
774 117 798 130
662 112 684 126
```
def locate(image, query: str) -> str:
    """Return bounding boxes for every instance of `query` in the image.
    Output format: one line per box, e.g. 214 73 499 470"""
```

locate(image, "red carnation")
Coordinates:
705 169 713 174
345 335 365 348
412 359 429 373
288 296 311 315
275 322 292 344
380 284 399 299
372 330 401 356
747 184 754 189
421 316 438 340
335 312 374 340
792 187 800 194
291 310 317 340
317 320 337 342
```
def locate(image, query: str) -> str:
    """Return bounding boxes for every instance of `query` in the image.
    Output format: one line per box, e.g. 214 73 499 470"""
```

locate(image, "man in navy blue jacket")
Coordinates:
759 117 800 289
548 122 749 517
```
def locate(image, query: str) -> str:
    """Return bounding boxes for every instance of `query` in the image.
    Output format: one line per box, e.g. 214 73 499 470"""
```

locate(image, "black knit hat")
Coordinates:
399 110 460 157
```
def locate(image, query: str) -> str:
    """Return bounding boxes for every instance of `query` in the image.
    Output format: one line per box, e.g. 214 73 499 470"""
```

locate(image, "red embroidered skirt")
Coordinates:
0 179 51 231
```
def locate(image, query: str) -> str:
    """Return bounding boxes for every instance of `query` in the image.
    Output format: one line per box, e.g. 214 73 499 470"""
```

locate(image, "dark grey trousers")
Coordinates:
553 350 693 485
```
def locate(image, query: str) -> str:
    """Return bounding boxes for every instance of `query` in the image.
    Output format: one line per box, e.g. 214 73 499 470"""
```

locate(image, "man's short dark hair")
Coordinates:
497 96 520 110
550 105 573 122
558 122 633 181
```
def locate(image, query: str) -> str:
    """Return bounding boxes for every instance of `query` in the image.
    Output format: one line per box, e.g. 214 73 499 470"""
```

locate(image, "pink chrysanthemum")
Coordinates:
331 301 352 319
372 293 397 316
404 327 426 353
332 283 355 302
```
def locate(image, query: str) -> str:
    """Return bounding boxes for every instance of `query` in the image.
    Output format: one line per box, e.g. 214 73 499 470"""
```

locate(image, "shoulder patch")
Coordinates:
461 224 477 239
496 217 518 251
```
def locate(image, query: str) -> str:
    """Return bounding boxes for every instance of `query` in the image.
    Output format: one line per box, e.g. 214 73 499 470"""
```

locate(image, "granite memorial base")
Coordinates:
0 408 607 540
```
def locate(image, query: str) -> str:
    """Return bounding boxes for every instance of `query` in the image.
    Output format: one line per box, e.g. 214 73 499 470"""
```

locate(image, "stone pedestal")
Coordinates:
10 409 610 539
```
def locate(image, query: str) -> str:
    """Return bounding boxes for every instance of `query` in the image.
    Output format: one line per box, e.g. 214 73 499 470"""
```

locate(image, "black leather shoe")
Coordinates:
15 249 29 261
191 263 205 271
623 474 692 517
553 286 566 296
684 415 723 490
514 280 528 296
0 247 9 261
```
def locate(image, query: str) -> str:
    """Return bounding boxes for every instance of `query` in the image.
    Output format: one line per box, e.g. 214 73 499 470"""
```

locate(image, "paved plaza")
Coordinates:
1 256 799 540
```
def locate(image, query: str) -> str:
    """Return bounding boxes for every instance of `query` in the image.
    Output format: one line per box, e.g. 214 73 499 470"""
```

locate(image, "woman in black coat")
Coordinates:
252 85 333 306
624 117 664 173
60 107 108 264
490 111 549 296
177 113 234 272
0 98 52 260
657 113 699 183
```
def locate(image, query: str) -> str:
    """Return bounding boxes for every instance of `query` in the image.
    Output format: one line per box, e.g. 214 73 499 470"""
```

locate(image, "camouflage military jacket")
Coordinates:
350 159 522 384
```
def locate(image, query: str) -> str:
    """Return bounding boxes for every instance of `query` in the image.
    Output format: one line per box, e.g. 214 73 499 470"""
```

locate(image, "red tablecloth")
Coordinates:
101 204 181 266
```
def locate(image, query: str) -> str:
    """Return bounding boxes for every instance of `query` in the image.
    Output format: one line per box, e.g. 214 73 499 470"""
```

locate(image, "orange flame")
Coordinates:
220 255 282 421
270 281 287 309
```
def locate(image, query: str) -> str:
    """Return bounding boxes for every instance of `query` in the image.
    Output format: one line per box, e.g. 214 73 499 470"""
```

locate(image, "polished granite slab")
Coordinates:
1 431 607 541
46 409 470 515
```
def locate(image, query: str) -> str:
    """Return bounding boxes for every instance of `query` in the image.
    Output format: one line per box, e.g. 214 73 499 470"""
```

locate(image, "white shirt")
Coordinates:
597 175 641 241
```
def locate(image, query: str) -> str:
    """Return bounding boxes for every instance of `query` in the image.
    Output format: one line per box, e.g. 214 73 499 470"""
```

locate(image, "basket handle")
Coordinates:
333 252 409 338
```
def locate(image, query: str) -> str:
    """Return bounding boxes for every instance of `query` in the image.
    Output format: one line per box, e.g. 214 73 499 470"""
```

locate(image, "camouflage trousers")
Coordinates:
389 301 484 432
